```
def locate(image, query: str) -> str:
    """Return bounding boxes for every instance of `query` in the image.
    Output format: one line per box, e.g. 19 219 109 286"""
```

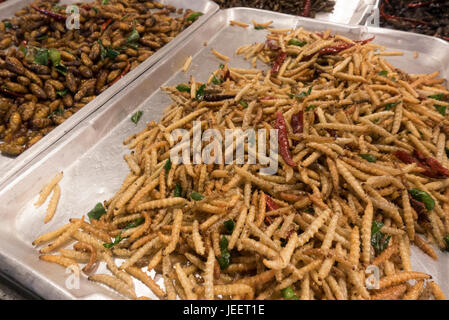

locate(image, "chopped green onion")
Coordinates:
378 70 388 76
254 25 266 30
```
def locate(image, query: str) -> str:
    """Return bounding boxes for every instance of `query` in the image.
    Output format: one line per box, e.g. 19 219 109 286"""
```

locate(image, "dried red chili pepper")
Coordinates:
410 197 427 216
408 1 431 8
271 52 287 74
101 19 112 33
355 36 375 45
0 88 24 98
318 43 354 56
275 112 296 167
266 39 280 51
266 195 280 211
264 216 273 226
395 150 418 164
31 5 67 22
300 0 311 17
110 62 130 86
380 2 428 26
291 111 304 134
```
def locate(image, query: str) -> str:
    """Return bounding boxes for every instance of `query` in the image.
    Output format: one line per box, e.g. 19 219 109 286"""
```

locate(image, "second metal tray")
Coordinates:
0 0 219 186
0 7 448 299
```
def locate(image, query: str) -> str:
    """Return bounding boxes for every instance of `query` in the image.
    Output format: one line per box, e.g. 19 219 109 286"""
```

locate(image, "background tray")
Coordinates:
0 0 219 186
0 7 448 299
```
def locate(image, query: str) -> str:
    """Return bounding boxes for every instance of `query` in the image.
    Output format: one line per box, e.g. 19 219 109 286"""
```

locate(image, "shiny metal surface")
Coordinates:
0 0 219 186
0 7 448 299
315 0 378 25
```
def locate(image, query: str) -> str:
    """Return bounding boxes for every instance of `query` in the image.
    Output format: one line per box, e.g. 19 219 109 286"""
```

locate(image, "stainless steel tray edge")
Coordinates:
0 0 219 187
1 7 449 299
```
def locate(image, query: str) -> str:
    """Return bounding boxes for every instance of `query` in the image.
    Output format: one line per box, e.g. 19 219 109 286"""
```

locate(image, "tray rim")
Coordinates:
1 6 449 300
0 0 220 187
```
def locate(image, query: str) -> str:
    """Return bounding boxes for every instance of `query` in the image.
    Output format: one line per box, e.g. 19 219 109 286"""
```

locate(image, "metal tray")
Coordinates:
315 0 378 25
0 0 219 186
1 7 449 300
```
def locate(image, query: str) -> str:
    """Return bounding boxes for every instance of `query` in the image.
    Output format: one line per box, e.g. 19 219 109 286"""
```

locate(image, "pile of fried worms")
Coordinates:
0 0 199 156
32 26 449 300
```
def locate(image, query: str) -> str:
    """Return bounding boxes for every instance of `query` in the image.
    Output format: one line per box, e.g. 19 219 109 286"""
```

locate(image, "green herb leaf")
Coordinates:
131 110 143 124
103 233 123 248
87 203 106 221
378 70 388 76
385 101 401 110
54 64 68 76
124 217 145 230
219 236 228 251
304 206 314 214
254 25 266 30
195 84 206 101
127 42 139 50
217 236 231 270
217 251 231 270
49 49 61 66
306 105 316 111
360 154 377 163
212 76 222 85
176 84 191 93
224 220 235 234
190 192 204 201
34 49 49 66
288 38 307 47
281 286 299 300
186 12 203 22
36 35 49 41
18 44 27 55
164 158 171 174
174 184 182 197
435 104 446 116
102 0 109 5
219 63 225 69
371 221 384 235
409 188 435 211
239 101 248 108
92 7 99 13
4 21 12 29
429 93 444 101
56 89 68 97
444 236 449 248
126 25 140 44
294 86 313 99
371 231 391 255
